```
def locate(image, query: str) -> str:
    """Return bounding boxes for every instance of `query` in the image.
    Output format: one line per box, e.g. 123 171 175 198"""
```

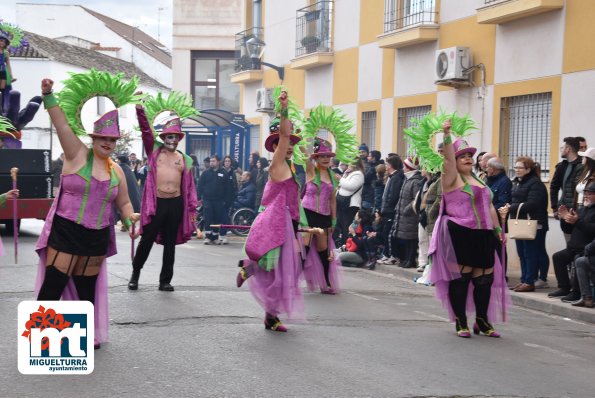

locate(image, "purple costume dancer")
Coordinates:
428 120 510 338
236 91 304 332
301 138 342 294
34 77 138 349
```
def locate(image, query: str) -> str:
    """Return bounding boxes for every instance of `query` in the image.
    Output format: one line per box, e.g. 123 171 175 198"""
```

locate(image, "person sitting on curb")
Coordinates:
549 180 595 302
571 237 595 308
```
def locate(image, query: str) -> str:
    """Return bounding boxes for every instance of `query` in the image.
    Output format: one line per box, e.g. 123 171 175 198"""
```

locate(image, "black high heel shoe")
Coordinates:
473 317 500 337
455 317 471 338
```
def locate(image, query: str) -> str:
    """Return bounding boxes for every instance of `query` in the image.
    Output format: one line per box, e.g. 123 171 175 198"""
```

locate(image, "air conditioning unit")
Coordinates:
435 46 472 82
256 88 275 112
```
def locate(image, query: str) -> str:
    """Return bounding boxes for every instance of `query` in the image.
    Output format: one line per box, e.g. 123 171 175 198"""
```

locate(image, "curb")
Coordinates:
371 262 595 325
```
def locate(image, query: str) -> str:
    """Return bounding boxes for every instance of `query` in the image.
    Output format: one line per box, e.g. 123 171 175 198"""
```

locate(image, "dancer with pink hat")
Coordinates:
300 105 358 294
34 70 141 349
406 112 510 338
235 88 306 332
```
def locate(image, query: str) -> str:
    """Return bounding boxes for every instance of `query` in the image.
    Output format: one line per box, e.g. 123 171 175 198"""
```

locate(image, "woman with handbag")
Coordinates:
335 158 365 246
428 118 510 338
501 156 549 292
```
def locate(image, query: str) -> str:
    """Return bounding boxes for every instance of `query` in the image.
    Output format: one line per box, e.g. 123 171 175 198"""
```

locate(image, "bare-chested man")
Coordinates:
128 106 198 291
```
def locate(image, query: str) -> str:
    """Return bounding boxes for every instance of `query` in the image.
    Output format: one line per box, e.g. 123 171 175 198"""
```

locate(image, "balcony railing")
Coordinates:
383 0 438 33
295 1 333 58
233 27 264 73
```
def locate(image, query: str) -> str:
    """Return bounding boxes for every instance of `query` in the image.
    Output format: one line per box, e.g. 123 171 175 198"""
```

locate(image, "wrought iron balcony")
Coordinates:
295 1 333 58
233 27 264 73
383 0 438 33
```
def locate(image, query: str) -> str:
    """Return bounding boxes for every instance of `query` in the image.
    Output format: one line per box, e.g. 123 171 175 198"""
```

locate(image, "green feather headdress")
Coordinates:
0 21 27 51
0 116 16 138
143 91 199 137
271 85 307 164
58 69 142 136
301 104 358 164
404 111 477 173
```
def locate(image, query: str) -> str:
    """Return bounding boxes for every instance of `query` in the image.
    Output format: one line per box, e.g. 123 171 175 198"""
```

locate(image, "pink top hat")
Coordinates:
453 138 477 158
264 117 301 153
159 116 185 139
311 137 335 158
90 109 121 138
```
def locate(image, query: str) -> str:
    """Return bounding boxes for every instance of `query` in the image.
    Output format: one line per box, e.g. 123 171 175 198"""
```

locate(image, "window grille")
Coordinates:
384 0 437 33
499 92 552 181
295 1 333 57
361 111 377 151
397 105 432 158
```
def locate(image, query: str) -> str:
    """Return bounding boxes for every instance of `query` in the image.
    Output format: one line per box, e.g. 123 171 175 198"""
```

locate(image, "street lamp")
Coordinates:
245 37 285 81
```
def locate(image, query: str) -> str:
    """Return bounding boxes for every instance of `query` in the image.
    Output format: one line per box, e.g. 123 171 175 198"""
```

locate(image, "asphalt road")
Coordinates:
0 220 593 398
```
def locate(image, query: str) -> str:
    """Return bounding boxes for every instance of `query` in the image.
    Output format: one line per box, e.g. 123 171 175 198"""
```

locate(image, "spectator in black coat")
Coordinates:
361 149 381 210
117 154 141 212
254 157 269 210
373 163 386 211
234 171 256 209
377 155 404 265
197 155 234 244
502 157 549 292
550 136 584 240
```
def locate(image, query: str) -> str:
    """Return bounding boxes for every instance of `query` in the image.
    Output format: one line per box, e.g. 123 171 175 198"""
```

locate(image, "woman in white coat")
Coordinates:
335 158 365 246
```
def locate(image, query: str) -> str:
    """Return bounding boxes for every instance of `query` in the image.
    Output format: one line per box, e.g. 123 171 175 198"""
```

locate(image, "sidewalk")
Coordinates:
372 260 595 325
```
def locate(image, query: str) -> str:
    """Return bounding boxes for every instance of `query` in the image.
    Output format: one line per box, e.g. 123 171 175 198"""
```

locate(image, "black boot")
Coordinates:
318 250 332 288
72 275 98 304
471 273 501 337
448 272 471 337
37 265 70 300
128 270 140 290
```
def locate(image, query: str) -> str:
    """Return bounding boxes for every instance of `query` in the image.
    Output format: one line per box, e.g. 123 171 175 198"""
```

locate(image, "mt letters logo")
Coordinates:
18 301 94 374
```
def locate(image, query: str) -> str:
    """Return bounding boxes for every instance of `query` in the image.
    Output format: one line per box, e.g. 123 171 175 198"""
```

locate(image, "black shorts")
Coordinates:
48 214 110 256
304 208 333 229
0 70 6 80
447 220 497 269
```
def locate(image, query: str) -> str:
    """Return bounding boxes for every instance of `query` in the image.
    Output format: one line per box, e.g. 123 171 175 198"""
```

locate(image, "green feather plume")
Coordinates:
301 104 358 164
0 21 27 51
404 111 477 173
0 116 16 138
271 85 307 165
143 91 199 136
58 69 142 136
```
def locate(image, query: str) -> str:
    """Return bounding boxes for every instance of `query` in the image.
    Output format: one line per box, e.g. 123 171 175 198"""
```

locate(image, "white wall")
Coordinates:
358 42 383 102
440 0 485 24
242 82 262 119
172 49 191 95
264 0 304 65
394 41 438 97
380 98 394 153
334 0 360 52
437 86 494 153
560 70 595 147
305 65 334 108
494 9 565 84
334 102 358 136
17 4 171 87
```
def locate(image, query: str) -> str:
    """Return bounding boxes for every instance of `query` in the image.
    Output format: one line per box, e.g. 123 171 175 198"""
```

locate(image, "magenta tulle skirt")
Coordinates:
245 212 305 321
302 234 342 293
34 248 110 345
429 215 511 323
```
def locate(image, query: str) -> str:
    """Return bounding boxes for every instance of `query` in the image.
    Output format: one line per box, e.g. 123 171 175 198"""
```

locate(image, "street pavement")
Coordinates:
0 220 594 398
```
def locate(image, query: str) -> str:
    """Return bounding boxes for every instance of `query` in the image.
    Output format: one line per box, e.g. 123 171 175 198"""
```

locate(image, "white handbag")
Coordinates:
507 203 537 240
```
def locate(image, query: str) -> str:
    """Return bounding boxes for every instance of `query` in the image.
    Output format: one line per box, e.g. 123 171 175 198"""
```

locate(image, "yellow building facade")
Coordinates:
231 0 595 181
